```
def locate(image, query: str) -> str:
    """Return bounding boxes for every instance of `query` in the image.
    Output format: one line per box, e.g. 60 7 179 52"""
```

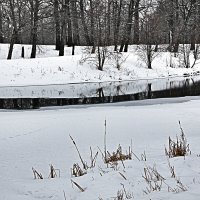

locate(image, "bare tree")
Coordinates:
59 0 67 56
71 0 80 45
113 0 123 51
29 0 40 58
54 0 61 50
0 2 4 43
133 0 140 44
79 0 91 45
7 0 21 59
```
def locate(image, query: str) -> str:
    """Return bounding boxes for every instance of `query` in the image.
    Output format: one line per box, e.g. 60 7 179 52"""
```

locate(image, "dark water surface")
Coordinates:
0 76 200 109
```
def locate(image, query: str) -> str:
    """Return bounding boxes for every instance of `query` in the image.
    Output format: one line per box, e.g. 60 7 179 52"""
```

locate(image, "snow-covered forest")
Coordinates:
1 1 200 200
0 0 200 58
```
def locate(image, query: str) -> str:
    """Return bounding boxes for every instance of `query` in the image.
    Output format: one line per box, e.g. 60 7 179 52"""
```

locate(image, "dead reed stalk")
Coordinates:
69 134 88 170
32 167 43 179
71 179 85 192
48 164 60 178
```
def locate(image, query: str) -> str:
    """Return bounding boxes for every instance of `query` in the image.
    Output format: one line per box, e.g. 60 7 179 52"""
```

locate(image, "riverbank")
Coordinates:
0 44 200 86
0 98 200 199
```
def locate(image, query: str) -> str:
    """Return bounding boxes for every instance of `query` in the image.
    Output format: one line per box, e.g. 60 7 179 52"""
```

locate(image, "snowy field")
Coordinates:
1 97 200 200
0 44 200 86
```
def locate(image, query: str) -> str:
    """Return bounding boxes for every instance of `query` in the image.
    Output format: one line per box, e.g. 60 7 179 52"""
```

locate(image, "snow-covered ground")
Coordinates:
1 97 200 200
0 44 200 86
1 44 200 200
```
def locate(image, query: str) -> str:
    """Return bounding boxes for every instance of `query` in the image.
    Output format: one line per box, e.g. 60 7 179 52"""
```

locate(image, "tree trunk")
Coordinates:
66 0 73 46
21 46 25 58
9 0 20 43
7 33 15 60
71 0 80 45
133 0 140 44
89 0 95 46
0 4 3 43
113 0 123 51
30 0 39 58
80 0 91 45
190 0 197 50
7 0 20 59
119 43 124 52
59 24 65 56
72 45 75 55
147 45 152 69
168 0 180 52
54 0 61 50
124 0 135 52
106 0 111 45
59 2 67 56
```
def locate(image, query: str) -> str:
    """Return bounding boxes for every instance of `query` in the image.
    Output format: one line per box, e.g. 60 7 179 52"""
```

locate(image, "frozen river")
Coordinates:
0 76 200 109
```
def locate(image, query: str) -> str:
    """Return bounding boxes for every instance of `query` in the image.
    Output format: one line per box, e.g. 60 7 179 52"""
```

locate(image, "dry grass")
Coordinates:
165 121 190 158
32 167 43 179
104 144 132 164
48 164 60 178
114 184 133 200
70 135 98 171
102 120 132 164
142 163 188 194
141 151 147 161
142 165 165 193
167 159 176 178
71 163 87 177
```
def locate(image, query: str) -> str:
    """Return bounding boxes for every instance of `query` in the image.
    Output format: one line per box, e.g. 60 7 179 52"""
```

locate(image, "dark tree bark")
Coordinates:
119 43 125 52
0 4 3 43
59 23 65 56
54 0 61 50
190 0 197 50
124 0 135 52
72 44 75 55
9 0 20 43
59 2 67 56
114 0 123 51
168 0 180 52
106 0 111 45
71 0 80 45
79 0 91 45
147 45 152 69
7 0 20 59
133 0 140 44
7 32 15 60
89 0 95 46
30 0 39 58
21 46 25 58
66 0 73 46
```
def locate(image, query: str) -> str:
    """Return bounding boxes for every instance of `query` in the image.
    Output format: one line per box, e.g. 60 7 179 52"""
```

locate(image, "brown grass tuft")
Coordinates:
71 163 87 177
104 144 132 164
165 121 190 158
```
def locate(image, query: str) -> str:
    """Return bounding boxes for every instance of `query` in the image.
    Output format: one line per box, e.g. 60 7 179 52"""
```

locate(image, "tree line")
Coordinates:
0 0 199 59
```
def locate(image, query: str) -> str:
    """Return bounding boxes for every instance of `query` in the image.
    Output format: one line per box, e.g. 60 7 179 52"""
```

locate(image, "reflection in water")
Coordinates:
1 76 200 109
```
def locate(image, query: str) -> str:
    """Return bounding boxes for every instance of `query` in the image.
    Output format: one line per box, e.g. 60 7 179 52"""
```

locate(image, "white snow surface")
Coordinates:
0 44 200 86
1 98 200 200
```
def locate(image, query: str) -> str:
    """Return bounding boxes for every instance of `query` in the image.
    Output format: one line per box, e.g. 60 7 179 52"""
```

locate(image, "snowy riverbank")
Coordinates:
1 98 200 199
0 44 200 86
